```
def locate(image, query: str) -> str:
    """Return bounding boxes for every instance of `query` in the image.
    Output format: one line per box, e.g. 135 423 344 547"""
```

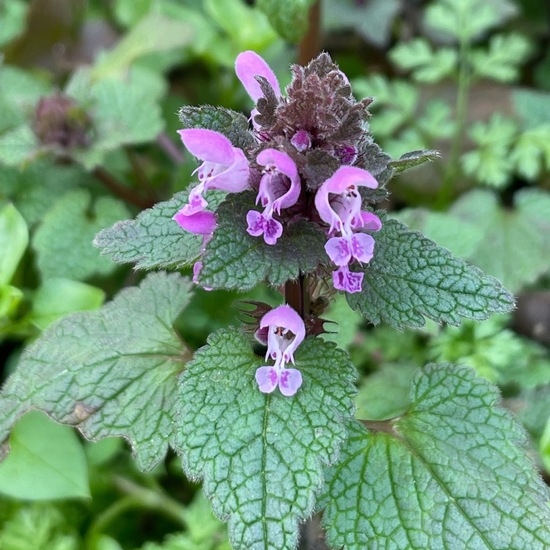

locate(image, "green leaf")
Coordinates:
178 106 255 150
321 364 550 549
0 66 51 130
540 417 550 474
0 203 28 285
470 34 531 83
511 125 550 180
320 295 363 350
347 216 515 329
323 0 400 48
113 0 153 27
0 272 193 471
417 99 455 139
388 149 440 175
30 278 105 330
512 89 550 129
68 69 165 170
0 0 27 47
393 207 483 259
428 316 550 385
0 411 89 500
33 189 130 281
205 0 277 52
461 114 518 187
355 363 416 420
0 284 23 321
449 188 550 291
353 76 418 138
0 161 91 226
91 13 193 79
0 124 39 166
94 191 208 270
0 504 80 550
172 328 356 550
140 492 231 550
256 0 316 43
425 0 511 42
200 192 326 290
390 39 457 83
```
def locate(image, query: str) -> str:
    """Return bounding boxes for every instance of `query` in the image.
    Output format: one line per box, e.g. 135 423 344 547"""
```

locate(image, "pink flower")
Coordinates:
235 50 281 103
254 305 305 397
315 166 379 236
246 149 300 245
332 265 364 294
315 166 382 293
235 51 281 133
177 129 250 216
172 210 216 288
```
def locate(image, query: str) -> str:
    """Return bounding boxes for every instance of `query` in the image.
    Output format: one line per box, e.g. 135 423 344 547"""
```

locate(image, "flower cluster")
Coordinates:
173 50 382 294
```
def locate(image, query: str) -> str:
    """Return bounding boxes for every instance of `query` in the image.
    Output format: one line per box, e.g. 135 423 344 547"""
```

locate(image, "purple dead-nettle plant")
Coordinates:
2 45 530 550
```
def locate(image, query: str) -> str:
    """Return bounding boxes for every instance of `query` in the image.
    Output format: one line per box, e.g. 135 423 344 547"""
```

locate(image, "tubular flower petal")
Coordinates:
172 210 216 290
332 265 364 294
315 166 378 236
246 149 300 245
254 305 305 396
235 50 281 102
173 210 216 235
315 166 381 294
177 129 250 215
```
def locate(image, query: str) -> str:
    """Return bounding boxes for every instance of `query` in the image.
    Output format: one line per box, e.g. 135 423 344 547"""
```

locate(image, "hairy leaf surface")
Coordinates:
178 106 255 150
173 328 356 550
322 364 550 549
0 272 193 471
94 191 204 270
347 216 514 328
200 193 326 290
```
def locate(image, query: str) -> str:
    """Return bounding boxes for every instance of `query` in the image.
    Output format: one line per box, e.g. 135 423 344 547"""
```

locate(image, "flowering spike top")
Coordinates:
235 50 281 102
246 149 300 245
177 129 250 215
174 51 385 295
255 305 305 396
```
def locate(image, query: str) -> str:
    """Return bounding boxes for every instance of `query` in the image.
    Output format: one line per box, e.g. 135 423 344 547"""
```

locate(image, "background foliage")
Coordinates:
1 0 549 548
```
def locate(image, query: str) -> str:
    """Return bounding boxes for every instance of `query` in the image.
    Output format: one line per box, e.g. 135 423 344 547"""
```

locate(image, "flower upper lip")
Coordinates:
177 128 250 216
235 50 281 103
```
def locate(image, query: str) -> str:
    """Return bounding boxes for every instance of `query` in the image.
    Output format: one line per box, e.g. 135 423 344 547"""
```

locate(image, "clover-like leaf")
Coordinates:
470 33 531 83
0 272 193 471
33 189 130 281
321 363 550 549
199 192 326 290
462 114 518 187
347 216 514 328
178 105 255 150
172 327 356 550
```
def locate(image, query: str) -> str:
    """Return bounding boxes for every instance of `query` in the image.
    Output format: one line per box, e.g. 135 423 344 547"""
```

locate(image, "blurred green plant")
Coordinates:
353 0 549 195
